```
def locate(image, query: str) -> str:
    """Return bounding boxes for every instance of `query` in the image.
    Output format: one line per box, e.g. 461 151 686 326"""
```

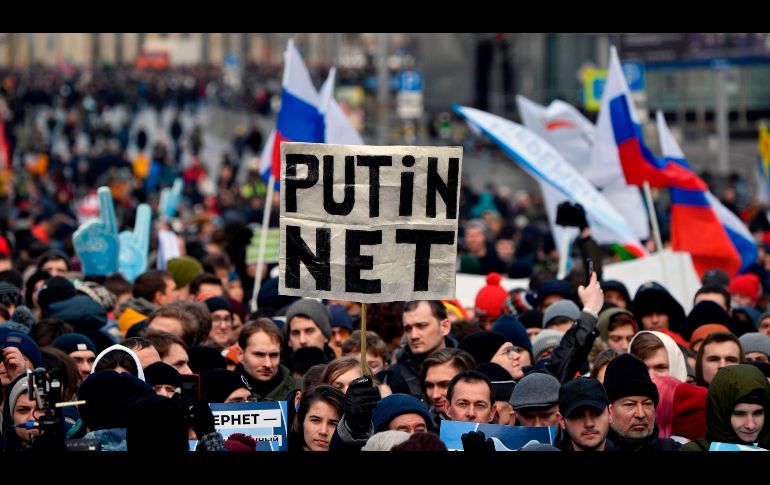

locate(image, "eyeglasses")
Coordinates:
212 315 234 326
499 346 521 357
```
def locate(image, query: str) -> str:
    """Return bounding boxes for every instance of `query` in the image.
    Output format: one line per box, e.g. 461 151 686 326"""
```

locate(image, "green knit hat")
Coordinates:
166 256 203 289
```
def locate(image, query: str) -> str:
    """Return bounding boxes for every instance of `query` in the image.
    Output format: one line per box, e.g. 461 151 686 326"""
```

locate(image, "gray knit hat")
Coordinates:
739 333 770 359
508 372 560 409
285 299 332 339
542 300 581 328
2 306 36 334
532 329 564 361
8 377 29 416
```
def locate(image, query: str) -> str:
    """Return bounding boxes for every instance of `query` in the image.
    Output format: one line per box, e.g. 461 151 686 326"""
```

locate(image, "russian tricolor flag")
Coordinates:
259 39 323 183
657 111 756 275
597 46 750 277
259 40 363 185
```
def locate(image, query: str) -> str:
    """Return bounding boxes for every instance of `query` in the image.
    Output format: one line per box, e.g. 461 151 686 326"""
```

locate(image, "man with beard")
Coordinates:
603 353 681 451
558 377 612 451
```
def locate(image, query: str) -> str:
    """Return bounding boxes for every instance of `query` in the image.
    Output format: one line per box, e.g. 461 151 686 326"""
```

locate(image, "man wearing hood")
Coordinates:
681 364 770 450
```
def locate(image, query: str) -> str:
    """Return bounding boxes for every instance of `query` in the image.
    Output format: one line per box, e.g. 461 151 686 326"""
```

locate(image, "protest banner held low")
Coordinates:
279 142 463 303
210 401 289 451
439 420 557 451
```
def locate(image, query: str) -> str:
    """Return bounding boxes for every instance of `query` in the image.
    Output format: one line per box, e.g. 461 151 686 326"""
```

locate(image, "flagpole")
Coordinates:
251 173 276 313
557 235 571 280
360 303 367 376
642 180 670 289
642 181 663 253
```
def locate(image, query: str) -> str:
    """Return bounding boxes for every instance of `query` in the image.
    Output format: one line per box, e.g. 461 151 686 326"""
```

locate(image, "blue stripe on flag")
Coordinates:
670 187 710 207
724 224 758 271
609 96 635 145
277 89 325 142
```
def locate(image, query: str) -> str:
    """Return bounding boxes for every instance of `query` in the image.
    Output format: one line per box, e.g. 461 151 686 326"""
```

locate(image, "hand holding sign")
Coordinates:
159 178 184 220
73 187 119 276
118 203 151 282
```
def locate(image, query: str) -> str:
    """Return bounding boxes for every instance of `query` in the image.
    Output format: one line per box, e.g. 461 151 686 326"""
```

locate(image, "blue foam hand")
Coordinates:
160 178 184 219
118 203 151 282
73 187 120 276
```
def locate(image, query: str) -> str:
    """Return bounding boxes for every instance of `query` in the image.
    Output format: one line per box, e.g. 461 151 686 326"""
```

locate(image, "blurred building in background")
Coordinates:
1 33 768 190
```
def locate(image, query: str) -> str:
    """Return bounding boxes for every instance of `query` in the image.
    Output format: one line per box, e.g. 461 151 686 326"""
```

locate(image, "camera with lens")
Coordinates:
28 368 62 415
26 368 66 450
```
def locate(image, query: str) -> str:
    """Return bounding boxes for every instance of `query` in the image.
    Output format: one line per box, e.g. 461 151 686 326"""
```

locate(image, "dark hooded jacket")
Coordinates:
681 364 770 451
47 295 115 352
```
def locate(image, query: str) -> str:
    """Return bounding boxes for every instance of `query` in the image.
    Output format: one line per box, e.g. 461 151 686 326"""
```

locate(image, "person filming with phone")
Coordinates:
555 201 604 282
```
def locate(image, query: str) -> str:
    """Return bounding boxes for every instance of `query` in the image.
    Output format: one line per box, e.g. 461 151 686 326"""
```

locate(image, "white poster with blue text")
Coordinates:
210 401 289 451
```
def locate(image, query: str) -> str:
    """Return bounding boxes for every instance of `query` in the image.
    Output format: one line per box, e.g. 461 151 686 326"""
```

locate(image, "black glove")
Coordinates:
343 376 381 437
461 431 495 452
555 202 588 230
178 394 216 437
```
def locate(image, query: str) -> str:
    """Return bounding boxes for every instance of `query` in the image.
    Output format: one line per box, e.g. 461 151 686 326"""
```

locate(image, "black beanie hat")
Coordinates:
459 331 509 365
37 276 77 314
603 353 659 405
201 369 252 403
203 296 232 315
476 362 515 402
78 370 154 430
144 361 182 388
187 345 227 377
518 310 543 329
127 394 189 452
681 300 731 341
290 346 330 374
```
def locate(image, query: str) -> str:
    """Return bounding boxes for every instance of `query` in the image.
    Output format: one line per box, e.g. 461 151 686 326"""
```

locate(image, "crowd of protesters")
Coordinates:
0 63 768 453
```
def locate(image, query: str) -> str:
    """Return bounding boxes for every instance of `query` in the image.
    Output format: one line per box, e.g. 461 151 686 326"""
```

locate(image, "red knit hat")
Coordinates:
671 382 707 441
728 273 762 305
224 432 257 451
474 273 508 319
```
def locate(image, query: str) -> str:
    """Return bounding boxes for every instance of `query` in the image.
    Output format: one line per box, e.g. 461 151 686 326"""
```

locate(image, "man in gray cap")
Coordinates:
508 372 561 427
284 298 336 361
532 329 564 363
557 377 612 451
543 300 582 334
739 333 770 363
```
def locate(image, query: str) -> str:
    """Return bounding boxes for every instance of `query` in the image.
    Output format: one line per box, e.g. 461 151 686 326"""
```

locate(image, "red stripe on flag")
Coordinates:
670 205 741 277
617 138 649 186
618 137 708 190
271 131 288 180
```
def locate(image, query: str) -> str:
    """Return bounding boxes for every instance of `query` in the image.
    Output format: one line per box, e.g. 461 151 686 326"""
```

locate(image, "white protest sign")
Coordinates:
210 401 288 451
279 142 462 303
603 249 700 314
